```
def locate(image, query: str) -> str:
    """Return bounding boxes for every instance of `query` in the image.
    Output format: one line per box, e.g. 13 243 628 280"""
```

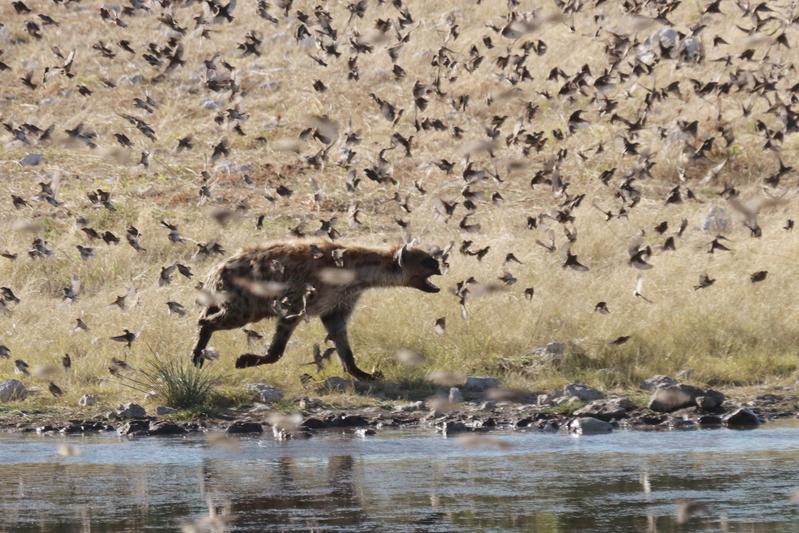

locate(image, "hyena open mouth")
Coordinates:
411 273 441 293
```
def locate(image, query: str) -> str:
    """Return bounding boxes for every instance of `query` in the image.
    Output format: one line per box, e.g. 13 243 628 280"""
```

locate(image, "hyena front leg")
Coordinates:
192 305 249 368
321 310 382 381
235 316 300 369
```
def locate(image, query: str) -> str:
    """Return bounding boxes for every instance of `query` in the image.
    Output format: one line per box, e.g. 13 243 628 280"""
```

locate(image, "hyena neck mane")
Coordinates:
338 244 404 289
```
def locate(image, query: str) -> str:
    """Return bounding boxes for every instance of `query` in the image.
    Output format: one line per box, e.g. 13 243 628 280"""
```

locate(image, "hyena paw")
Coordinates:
191 352 205 369
235 353 264 369
354 369 384 382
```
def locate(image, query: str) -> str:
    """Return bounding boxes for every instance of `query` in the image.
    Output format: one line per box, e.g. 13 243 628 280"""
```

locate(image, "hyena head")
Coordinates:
394 244 442 293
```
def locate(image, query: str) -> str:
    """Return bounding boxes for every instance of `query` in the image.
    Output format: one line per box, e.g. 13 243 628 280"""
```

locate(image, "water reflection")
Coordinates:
2 427 799 532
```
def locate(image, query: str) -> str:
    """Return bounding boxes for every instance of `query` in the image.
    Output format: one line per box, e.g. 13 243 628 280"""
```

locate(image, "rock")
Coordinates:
78 394 97 407
115 403 146 418
0 379 27 402
697 415 722 427
272 427 312 440
148 420 187 436
514 417 534 428
648 384 704 413
155 406 177 416
530 342 566 358
117 420 149 436
297 397 322 409
19 153 43 166
61 421 112 434
640 375 677 391
331 414 370 427
574 397 634 421
436 420 470 435
225 421 264 434
449 387 464 403
554 395 583 406
479 401 497 410
464 376 499 391
247 383 284 403
536 393 555 406
722 408 760 428
322 376 355 391
568 417 613 435
355 428 376 438
562 383 604 402
394 401 425 413
469 417 496 429
300 416 328 429
630 414 666 426
695 390 725 411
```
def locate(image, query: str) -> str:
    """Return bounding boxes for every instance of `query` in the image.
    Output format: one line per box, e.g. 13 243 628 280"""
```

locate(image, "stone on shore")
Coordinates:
78 394 97 407
247 383 284 403
640 375 677 391
115 403 146 418
695 390 725 411
648 384 704 412
722 408 760 428
117 420 149 436
568 417 613 435
148 420 187 436
0 380 27 402
437 420 470 435
563 383 604 402
449 387 464 403
574 397 634 421
225 420 264 434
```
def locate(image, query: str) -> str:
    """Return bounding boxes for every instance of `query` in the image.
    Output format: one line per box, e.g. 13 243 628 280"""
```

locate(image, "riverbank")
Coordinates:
2 375 796 438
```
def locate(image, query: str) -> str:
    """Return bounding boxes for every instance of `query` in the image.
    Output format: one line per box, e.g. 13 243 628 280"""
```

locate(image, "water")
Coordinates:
2 424 799 532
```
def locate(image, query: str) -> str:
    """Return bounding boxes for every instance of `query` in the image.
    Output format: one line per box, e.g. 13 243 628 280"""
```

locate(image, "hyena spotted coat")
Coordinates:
191 240 442 381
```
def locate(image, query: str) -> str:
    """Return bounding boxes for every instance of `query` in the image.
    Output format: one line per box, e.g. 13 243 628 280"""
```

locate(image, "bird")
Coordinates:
166 301 187 316
62 353 71 371
14 359 29 376
302 344 336 372
110 329 138 348
48 382 64 397
694 273 716 290
243 329 263 345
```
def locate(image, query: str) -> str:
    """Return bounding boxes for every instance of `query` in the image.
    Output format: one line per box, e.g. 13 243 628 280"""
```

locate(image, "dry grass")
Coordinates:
0 0 798 412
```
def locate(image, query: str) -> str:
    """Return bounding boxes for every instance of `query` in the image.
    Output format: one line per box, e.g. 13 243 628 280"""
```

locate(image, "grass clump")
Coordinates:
113 354 220 411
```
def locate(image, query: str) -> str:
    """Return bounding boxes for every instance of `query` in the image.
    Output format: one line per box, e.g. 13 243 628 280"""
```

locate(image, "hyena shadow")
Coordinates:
322 375 440 402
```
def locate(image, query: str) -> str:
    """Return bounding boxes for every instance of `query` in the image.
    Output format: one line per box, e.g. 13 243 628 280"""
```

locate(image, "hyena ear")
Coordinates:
394 243 409 267
394 238 418 267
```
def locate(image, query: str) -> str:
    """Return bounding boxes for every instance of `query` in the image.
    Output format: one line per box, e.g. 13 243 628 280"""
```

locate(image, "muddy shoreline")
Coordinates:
2 383 797 438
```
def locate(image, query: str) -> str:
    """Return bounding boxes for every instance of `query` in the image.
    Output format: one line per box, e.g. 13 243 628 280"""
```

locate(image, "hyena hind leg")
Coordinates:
235 316 300 369
320 311 382 382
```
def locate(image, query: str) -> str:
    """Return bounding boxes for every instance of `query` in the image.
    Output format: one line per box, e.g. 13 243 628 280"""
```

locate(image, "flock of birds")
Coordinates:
0 0 798 396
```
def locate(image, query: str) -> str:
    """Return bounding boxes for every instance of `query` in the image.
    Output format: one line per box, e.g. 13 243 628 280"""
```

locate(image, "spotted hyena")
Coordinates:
191 240 443 381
